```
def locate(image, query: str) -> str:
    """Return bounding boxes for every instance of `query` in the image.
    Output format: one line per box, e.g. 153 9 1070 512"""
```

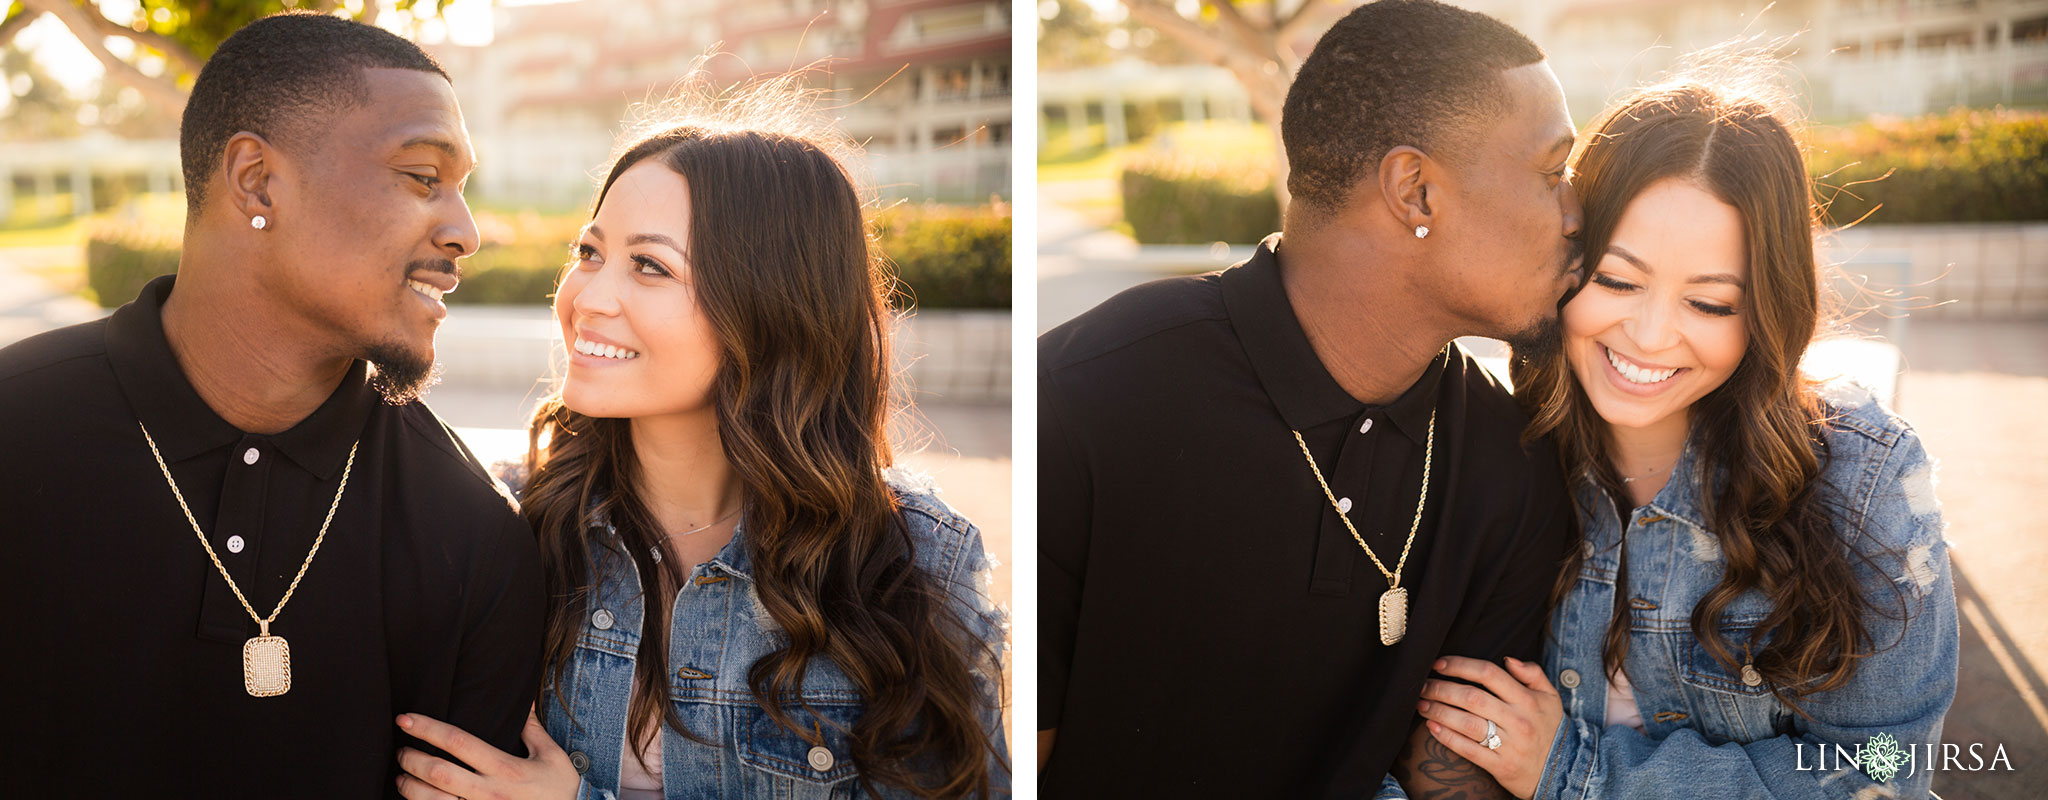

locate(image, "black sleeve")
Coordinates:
1442 455 1573 663
445 512 548 757
1038 369 1091 731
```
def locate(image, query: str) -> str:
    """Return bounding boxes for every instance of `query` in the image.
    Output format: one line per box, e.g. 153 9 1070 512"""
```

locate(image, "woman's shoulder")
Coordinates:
884 467 990 585
1811 377 1942 551
489 458 530 499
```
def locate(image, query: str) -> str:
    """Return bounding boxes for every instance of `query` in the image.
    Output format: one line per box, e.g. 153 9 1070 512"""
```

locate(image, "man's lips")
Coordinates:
406 258 461 295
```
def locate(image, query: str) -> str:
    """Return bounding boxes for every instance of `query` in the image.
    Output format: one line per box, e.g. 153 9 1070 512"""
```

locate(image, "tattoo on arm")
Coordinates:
1390 722 1513 800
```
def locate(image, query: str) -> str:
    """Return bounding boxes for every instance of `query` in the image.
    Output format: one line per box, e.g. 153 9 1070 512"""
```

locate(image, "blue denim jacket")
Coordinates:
1531 381 1957 800
537 470 1009 799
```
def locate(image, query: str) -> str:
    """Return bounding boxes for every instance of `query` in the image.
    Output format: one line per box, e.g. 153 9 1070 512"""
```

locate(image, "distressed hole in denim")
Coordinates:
676 666 715 680
1900 542 1940 594
1652 711 1688 722
694 575 730 586
1902 460 1941 517
1629 598 1660 610
1689 526 1722 562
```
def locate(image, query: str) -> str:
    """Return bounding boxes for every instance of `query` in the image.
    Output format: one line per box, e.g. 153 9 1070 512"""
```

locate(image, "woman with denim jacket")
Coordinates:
389 89 1010 799
1406 70 1958 799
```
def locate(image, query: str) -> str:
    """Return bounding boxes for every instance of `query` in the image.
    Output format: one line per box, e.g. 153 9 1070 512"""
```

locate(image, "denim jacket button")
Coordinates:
807 745 835 772
1741 664 1763 686
592 609 615 630
569 750 590 773
1559 668 1581 689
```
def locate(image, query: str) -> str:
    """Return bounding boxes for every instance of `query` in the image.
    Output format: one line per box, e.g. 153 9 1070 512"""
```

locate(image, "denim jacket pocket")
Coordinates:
1679 622 1774 699
1674 618 1812 744
738 701 864 798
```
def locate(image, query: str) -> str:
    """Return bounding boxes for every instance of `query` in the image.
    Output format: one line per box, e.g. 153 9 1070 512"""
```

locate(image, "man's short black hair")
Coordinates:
179 12 447 211
1281 0 1545 213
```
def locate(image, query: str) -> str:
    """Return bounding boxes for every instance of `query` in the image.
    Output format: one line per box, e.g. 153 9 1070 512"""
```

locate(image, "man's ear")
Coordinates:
1377 145 1436 234
221 132 276 226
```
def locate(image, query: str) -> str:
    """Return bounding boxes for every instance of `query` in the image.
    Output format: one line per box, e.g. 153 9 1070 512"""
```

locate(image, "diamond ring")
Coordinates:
1482 718 1503 751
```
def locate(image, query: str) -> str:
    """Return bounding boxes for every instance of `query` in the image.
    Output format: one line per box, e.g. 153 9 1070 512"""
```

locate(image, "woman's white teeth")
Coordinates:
574 338 640 360
406 279 446 302
1608 347 1678 384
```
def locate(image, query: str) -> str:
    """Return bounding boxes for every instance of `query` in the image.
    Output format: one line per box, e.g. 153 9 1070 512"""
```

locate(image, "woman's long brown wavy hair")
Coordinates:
520 88 1002 797
1511 72 1903 707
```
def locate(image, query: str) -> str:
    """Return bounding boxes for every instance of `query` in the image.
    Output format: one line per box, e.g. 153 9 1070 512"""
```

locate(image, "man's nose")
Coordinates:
436 193 481 258
1560 178 1585 240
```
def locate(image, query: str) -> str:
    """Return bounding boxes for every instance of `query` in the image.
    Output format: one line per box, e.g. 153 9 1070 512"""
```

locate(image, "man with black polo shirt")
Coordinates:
1038 1 1584 796
0 14 542 797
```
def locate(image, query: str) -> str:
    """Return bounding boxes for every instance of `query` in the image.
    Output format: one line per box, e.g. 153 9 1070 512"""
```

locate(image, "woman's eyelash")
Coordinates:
633 255 671 276
571 243 598 261
410 174 440 189
1597 274 1737 316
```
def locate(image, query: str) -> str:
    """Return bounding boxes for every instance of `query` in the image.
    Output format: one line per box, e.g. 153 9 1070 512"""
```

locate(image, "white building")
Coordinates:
432 0 1011 206
1037 0 2048 155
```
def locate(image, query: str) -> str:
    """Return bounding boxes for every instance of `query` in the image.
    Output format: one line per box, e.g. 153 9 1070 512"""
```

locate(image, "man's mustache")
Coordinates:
408 258 462 280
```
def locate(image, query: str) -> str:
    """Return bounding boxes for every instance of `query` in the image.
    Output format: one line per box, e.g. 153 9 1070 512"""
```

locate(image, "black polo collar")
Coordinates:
1220 234 1446 443
105 275 377 479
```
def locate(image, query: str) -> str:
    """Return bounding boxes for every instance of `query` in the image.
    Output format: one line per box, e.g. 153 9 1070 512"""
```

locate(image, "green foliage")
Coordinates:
84 226 180 307
1808 109 2048 225
1118 135 1278 245
134 0 454 63
876 204 1011 309
81 204 1013 309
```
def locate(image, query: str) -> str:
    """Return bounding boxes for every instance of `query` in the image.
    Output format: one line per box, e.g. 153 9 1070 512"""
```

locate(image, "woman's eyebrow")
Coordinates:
626 232 684 254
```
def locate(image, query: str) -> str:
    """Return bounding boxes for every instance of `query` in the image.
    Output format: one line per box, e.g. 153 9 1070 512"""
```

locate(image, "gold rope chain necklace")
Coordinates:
140 421 358 697
1291 389 1438 647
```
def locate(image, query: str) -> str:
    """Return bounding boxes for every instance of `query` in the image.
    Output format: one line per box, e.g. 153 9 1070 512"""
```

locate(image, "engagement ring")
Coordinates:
1483 719 1503 751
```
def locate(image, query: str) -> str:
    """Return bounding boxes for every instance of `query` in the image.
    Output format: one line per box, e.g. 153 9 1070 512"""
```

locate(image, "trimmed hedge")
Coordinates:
876 204 1011 309
1808 108 2048 225
1110 109 2047 244
85 228 179 308
1119 146 1279 245
85 205 1011 309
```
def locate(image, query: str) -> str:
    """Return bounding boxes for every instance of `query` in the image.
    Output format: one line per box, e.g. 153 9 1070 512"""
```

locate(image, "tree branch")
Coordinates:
1 7 39 49
1204 0 1277 63
75 3 203 77
20 0 186 115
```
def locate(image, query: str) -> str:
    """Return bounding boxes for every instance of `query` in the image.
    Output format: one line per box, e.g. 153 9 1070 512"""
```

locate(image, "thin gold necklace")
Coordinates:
141 421 357 697
672 505 741 537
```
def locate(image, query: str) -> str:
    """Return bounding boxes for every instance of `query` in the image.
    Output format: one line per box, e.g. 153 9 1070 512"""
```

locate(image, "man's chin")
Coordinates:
365 340 439 405
1504 314 1564 365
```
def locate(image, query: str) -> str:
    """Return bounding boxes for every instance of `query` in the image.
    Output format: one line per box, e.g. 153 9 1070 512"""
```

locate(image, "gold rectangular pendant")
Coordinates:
1378 587 1408 646
243 635 292 697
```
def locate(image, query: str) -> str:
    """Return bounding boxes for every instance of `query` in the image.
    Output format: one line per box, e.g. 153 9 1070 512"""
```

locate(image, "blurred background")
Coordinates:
0 0 1013 681
1039 0 2046 795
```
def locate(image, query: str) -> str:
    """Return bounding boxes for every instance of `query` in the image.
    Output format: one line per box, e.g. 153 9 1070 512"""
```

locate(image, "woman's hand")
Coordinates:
395 710 580 800
1415 656 1564 800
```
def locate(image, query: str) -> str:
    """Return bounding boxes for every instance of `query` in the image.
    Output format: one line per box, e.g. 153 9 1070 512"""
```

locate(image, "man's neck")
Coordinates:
1277 228 1453 406
159 266 353 435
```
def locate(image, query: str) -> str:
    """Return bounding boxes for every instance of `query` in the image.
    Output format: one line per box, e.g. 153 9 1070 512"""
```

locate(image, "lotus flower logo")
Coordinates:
1859 733 1908 783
